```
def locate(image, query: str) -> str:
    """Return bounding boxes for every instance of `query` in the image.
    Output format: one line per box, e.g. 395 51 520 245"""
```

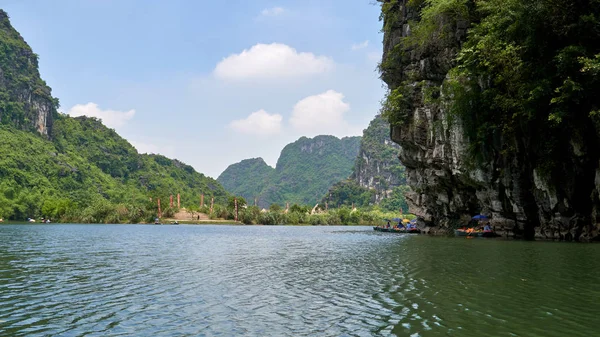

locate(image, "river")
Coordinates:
0 225 598 336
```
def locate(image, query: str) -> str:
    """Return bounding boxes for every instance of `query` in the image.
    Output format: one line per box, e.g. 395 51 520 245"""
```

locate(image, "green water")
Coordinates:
0 225 598 336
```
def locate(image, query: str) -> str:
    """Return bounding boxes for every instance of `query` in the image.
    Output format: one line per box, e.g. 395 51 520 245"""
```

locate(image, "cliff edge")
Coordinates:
379 0 600 241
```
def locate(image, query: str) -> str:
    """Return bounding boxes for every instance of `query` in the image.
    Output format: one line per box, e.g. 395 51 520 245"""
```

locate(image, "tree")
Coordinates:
227 196 247 210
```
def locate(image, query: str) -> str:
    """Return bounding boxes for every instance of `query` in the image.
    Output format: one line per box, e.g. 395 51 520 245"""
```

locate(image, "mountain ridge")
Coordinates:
0 11 228 222
218 135 360 208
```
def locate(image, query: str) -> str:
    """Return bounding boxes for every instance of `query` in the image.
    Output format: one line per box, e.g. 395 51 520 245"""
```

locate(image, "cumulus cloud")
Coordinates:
214 43 334 81
352 40 369 50
290 90 352 136
229 109 283 136
261 7 285 17
67 103 135 128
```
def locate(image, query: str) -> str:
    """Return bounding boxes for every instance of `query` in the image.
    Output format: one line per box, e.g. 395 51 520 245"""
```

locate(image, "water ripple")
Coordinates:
0 225 599 336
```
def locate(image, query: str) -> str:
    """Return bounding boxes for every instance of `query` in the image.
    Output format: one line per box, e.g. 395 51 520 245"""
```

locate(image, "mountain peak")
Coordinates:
0 9 57 137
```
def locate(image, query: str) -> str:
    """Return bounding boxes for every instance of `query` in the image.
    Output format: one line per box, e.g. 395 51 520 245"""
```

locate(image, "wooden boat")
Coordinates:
454 229 499 238
373 227 421 234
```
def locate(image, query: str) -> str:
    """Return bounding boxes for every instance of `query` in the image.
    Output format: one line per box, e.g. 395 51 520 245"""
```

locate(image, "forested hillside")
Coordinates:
217 158 275 206
218 136 360 208
0 10 227 222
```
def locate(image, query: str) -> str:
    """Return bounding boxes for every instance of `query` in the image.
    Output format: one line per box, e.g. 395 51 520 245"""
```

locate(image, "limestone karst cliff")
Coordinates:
323 115 409 210
379 0 600 241
351 115 405 203
0 10 56 136
218 136 361 208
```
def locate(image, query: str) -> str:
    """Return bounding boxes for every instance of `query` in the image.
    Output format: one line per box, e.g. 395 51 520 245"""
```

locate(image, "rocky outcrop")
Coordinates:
0 10 56 136
351 115 405 203
380 0 600 241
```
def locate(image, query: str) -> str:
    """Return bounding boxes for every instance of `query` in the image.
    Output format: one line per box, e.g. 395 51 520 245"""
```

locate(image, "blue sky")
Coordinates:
3 0 385 178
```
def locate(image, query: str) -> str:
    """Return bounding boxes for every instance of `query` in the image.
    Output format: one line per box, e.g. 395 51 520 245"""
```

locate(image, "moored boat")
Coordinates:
454 229 499 238
373 227 421 234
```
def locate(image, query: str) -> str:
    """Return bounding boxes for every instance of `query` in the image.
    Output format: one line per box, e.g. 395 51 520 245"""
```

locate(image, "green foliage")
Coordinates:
381 0 600 180
227 196 247 210
323 180 375 208
218 136 361 208
259 211 284 225
407 0 470 49
381 87 411 125
0 10 58 133
289 204 310 214
217 158 274 205
443 0 600 170
0 11 230 223
0 115 228 223
324 115 408 209
269 203 281 212
379 186 410 213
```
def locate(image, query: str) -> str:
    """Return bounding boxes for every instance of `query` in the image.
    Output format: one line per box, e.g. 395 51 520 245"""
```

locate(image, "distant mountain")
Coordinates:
217 158 275 205
218 135 361 208
324 115 408 211
0 10 228 222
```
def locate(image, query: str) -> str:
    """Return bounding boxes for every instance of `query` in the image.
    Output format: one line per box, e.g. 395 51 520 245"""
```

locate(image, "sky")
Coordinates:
2 0 386 178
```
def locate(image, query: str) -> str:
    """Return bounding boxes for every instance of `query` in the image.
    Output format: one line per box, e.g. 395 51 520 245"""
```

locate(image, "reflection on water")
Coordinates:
0 225 598 336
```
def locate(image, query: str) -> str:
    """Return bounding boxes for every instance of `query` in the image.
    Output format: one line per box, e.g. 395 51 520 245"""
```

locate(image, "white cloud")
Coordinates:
290 90 353 136
67 102 135 128
352 40 369 50
261 7 285 17
229 109 283 136
214 43 334 81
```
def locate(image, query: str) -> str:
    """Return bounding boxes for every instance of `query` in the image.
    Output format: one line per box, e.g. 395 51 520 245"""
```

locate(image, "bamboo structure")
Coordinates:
234 198 239 221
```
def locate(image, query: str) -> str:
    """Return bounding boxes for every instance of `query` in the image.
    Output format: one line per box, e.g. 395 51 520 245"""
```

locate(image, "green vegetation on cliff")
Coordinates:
324 115 408 211
381 0 600 169
0 117 228 222
218 136 361 208
0 11 228 222
217 158 275 205
0 10 57 135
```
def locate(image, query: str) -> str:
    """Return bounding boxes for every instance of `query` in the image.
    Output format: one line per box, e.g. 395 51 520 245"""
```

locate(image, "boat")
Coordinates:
373 226 421 234
454 229 499 238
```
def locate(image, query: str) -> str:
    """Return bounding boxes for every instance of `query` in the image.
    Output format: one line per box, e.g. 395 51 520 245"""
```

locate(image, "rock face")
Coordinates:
380 0 600 241
351 115 405 203
0 10 56 136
